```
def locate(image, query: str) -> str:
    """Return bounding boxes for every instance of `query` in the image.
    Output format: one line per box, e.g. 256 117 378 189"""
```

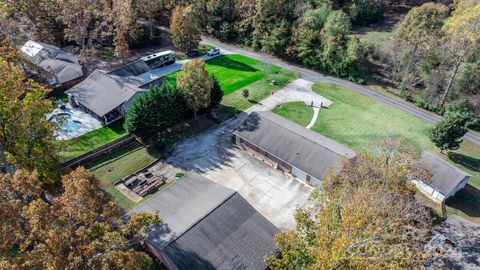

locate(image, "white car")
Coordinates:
207 48 220 56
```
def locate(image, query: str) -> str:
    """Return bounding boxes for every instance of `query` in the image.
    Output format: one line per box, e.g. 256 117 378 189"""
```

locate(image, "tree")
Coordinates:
301 3 332 31
266 140 432 269
136 0 164 39
3 0 64 44
209 75 224 109
113 0 136 59
242 89 250 99
124 83 186 142
439 0 480 105
430 112 469 152
0 167 160 269
261 20 290 56
392 3 449 88
58 0 98 54
0 45 59 183
170 5 201 52
177 59 213 118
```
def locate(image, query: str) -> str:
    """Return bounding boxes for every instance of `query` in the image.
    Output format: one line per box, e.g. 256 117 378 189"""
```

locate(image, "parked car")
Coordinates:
207 48 220 56
186 50 200 58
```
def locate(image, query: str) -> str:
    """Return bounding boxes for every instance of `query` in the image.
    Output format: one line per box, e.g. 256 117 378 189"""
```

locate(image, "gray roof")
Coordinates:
233 111 356 181
420 152 471 195
66 70 140 117
426 215 480 269
21 40 83 84
130 173 278 270
107 60 152 86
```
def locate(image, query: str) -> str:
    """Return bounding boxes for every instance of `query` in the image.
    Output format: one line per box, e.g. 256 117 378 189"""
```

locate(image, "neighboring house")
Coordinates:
65 55 169 124
129 173 279 270
232 111 356 187
20 40 84 90
413 152 471 203
425 215 480 269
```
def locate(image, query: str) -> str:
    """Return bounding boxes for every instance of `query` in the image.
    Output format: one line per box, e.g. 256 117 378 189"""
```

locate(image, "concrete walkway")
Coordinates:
246 79 332 113
306 107 319 129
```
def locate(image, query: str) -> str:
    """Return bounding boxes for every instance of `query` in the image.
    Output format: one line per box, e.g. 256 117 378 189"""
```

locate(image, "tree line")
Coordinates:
373 0 480 124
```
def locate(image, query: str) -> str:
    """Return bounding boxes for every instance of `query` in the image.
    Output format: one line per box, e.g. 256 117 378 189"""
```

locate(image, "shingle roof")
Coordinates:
20 40 83 84
66 70 140 117
129 173 278 270
425 215 480 269
420 152 471 195
233 111 356 181
164 193 279 270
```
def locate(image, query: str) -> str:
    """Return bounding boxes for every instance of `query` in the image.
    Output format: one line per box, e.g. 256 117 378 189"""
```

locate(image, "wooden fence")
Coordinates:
61 135 138 169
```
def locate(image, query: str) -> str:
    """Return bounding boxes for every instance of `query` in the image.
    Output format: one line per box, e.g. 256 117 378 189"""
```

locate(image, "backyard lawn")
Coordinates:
272 101 313 127
55 120 127 161
85 144 162 210
273 82 480 223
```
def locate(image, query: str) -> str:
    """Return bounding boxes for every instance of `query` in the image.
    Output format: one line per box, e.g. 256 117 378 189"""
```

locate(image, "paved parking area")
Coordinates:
163 117 312 229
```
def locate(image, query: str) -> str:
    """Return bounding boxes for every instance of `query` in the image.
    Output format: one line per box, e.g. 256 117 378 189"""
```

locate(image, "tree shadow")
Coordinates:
448 152 480 172
207 55 258 72
446 184 480 218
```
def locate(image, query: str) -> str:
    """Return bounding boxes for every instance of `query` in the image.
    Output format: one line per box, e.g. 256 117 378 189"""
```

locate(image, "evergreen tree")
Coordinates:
124 83 186 142
430 112 470 152
209 75 224 109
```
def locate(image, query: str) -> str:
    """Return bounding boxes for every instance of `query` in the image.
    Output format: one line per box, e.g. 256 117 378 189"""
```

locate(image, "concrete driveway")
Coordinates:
163 115 312 229
247 79 332 112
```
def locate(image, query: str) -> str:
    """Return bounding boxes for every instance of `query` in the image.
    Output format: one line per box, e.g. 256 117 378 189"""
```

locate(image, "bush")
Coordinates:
414 97 445 115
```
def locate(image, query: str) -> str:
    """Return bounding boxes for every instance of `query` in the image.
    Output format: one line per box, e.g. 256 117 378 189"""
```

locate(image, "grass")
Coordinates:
216 68 297 121
85 144 163 211
272 101 313 127
355 30 392 51
165 54 284 95
55 120 127 161
274 82 480 223
98 47 116 61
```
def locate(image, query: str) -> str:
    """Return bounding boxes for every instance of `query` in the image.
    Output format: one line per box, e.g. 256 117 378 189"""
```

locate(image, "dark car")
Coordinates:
186 50 200 58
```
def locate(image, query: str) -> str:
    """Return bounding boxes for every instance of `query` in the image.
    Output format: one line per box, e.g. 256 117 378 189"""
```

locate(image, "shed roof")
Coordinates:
66 70 140 117
425 215 480 269
129 173 278 270
233 111 356 181
20 40 83 84
420 152 471 195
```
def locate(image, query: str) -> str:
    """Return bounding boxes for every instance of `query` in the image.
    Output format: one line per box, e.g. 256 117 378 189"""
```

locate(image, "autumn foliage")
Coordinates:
0 167 160 269
267 140 433 269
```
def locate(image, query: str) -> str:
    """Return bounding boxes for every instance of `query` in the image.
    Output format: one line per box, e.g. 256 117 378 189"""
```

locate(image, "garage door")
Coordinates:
292 167 307 182
310 176 321 188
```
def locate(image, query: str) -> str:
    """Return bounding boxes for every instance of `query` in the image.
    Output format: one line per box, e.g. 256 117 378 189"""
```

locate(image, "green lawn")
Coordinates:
85 144 162 211
272 101 313 127
273 82 480 223
55 120 127 161
165 54 285 95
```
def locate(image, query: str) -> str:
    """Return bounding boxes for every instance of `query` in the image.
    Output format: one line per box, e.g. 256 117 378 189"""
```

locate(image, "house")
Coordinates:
425 215 480 269
413 152 471 203
232 111 356 187
129 173 279 270
20 40 84 90
65 54 171 124
65 70 147 124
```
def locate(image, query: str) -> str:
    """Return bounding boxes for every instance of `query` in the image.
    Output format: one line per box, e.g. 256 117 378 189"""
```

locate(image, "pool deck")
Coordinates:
51 104 103 140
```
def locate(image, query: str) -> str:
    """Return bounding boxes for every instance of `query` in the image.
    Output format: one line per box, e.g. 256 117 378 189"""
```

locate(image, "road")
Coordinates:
202 37 480 146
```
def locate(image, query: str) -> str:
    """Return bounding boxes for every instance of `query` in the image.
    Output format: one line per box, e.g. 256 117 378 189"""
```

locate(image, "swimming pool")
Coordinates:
50 113 82 133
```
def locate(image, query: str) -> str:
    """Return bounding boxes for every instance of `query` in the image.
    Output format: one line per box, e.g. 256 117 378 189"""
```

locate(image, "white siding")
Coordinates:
310 176 321 188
